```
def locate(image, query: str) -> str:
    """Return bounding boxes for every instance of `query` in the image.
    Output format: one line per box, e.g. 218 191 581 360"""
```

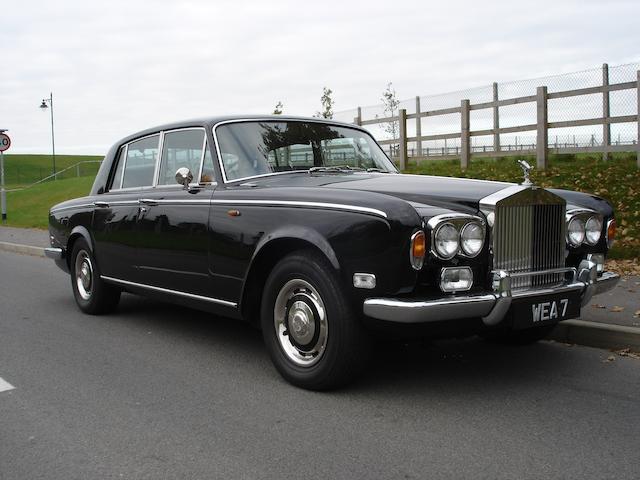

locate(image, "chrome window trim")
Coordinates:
111 132 161 192
101 275 238 308
211 118 397 185
155 127 207 188
152 131 165 187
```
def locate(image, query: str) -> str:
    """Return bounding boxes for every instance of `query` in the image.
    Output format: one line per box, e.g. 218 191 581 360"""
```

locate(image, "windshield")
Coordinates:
215 121 397 182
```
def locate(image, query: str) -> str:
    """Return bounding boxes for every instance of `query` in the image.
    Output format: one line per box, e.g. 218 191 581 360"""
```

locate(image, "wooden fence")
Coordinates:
351 64 640 170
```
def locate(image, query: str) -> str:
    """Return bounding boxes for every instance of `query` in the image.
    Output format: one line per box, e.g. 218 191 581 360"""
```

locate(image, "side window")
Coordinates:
200 143 216 183
157 130 205 186
110 147 126 190
122 135 159 189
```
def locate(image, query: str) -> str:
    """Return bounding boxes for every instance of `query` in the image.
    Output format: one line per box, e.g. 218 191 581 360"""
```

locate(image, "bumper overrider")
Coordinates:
363 260 620 325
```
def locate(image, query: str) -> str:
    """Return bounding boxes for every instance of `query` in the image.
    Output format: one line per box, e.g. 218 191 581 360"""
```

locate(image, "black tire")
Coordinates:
260 250 371 390
70 238 121 315
481 323 557 346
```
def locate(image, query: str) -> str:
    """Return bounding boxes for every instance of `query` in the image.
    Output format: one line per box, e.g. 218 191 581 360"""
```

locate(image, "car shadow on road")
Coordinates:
113 293 580 396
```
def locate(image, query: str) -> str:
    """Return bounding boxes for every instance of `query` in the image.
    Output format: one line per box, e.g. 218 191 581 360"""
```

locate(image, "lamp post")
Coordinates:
39 92 56 179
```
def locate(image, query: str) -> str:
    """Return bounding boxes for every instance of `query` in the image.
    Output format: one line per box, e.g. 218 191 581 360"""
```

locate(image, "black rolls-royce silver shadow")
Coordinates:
46 116 620 389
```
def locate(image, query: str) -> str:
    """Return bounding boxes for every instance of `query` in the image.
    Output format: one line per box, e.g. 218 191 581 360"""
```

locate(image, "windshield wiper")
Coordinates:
365 167 388 173
308 165 365 174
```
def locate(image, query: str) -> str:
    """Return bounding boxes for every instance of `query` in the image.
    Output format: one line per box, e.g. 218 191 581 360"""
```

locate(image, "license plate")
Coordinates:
512 292 581 330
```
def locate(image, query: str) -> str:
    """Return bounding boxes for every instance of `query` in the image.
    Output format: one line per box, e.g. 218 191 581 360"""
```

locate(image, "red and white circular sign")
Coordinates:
0 133 10 152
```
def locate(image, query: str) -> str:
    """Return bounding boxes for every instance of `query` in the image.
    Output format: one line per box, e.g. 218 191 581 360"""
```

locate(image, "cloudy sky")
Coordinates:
2 0 638 155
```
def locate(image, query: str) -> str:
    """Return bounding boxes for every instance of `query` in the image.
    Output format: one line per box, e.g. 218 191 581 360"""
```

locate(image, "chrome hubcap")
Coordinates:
75 250 93 301
274 279 328 367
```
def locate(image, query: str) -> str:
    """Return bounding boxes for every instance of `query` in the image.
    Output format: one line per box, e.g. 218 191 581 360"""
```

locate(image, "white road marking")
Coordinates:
0 376 16 393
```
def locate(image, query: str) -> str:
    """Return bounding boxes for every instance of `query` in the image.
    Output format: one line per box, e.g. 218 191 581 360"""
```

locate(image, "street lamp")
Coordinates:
39 92 56 179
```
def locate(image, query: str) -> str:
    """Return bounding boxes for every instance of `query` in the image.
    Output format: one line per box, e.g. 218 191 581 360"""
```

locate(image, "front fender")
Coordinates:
252 226 340 271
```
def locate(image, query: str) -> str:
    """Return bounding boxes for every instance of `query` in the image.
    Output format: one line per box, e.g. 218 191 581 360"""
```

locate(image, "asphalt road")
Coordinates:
1 251 639 480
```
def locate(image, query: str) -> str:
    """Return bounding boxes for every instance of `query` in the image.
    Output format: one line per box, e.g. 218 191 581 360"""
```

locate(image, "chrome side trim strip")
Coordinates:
210 199 388 218
53 199 387 218
100 276 238 308
50 203 95 213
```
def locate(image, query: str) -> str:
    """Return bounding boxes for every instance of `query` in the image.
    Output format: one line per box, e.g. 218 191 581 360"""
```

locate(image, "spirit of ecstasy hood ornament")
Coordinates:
517 159 533 186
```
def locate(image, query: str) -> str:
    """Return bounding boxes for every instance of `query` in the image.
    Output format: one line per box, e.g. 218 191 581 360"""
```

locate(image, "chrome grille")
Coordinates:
491 189 566 290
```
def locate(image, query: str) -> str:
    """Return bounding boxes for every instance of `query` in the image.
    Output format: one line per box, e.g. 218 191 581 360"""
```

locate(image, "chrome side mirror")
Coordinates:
175 167 193 188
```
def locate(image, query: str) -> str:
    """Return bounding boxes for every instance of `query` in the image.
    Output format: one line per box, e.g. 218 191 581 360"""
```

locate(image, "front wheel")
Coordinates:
261 250 370 390
70 238 121 314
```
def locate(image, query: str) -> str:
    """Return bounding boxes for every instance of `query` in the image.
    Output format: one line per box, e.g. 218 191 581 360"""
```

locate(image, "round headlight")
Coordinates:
460 222 484 257
567 216 585 246
434 223 459 259
585 216 602 245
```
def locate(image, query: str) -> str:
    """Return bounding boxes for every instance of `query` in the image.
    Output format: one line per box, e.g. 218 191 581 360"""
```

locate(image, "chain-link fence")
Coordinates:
333 62 639 163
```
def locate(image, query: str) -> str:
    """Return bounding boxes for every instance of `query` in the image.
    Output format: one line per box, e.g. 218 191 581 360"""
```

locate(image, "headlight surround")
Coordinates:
460 222 484 257
567 216 586 246
434 223 459 259
584 216 603 246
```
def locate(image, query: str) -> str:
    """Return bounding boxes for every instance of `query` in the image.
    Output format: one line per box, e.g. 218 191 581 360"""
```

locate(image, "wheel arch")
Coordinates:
66 226 94 269
239 229 341 326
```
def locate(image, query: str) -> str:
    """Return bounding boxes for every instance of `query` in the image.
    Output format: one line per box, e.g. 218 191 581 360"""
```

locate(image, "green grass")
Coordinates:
2 153 638 259
5 176 94 229
1 154 103 188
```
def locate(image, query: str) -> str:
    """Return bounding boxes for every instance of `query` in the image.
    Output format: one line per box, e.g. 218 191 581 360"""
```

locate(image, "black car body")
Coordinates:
46 116 620 389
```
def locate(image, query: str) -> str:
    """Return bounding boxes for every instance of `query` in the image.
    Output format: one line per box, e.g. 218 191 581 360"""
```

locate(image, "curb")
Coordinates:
1 240 638 353
549 319 640 351
0 241 45 258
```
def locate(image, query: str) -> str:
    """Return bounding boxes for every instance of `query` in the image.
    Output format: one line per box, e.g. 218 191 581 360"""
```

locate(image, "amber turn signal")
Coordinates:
410 230 426 270
607 219 616 248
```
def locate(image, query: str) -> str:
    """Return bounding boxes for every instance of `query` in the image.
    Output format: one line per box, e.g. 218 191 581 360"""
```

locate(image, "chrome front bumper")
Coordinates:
363 261 620 325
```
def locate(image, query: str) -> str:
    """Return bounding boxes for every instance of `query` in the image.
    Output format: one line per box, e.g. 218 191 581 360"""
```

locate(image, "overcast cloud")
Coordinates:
1 0 638 154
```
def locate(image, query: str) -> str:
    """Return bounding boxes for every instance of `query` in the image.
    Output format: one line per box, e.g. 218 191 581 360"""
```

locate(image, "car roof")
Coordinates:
116 115 363 146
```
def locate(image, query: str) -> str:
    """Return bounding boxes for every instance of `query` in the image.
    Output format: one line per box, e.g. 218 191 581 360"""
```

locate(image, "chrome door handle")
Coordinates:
94 201 110 208
139 198 158 206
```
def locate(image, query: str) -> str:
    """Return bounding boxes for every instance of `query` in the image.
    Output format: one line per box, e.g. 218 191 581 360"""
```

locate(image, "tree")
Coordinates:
316 87 334 119
379 82 400 152
273 101 283 115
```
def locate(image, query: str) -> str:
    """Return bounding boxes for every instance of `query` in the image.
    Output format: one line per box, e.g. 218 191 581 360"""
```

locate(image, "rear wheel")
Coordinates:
481 324 557 345
70 238 121 314
261 250 370 390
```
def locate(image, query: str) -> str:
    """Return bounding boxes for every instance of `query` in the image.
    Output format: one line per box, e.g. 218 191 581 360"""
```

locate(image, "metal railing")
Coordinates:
6 160 102 192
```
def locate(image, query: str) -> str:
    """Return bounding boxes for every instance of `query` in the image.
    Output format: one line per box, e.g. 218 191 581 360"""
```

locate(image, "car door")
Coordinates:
134 128 216 298
92 134 160 280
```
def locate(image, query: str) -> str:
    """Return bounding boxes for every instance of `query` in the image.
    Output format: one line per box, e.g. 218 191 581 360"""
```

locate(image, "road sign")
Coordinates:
0 133 10 152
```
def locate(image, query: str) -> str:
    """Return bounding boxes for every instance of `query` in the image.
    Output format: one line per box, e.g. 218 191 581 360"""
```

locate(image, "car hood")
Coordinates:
241 172 613 217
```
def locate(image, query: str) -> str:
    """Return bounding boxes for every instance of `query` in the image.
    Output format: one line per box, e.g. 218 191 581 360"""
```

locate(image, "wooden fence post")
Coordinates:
460 99 470 169
637 71 640 169
415 96 422 157
492 82 500 156
354 106 362 126
398 108 408 171
536 86 548 170
602 63 610 161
